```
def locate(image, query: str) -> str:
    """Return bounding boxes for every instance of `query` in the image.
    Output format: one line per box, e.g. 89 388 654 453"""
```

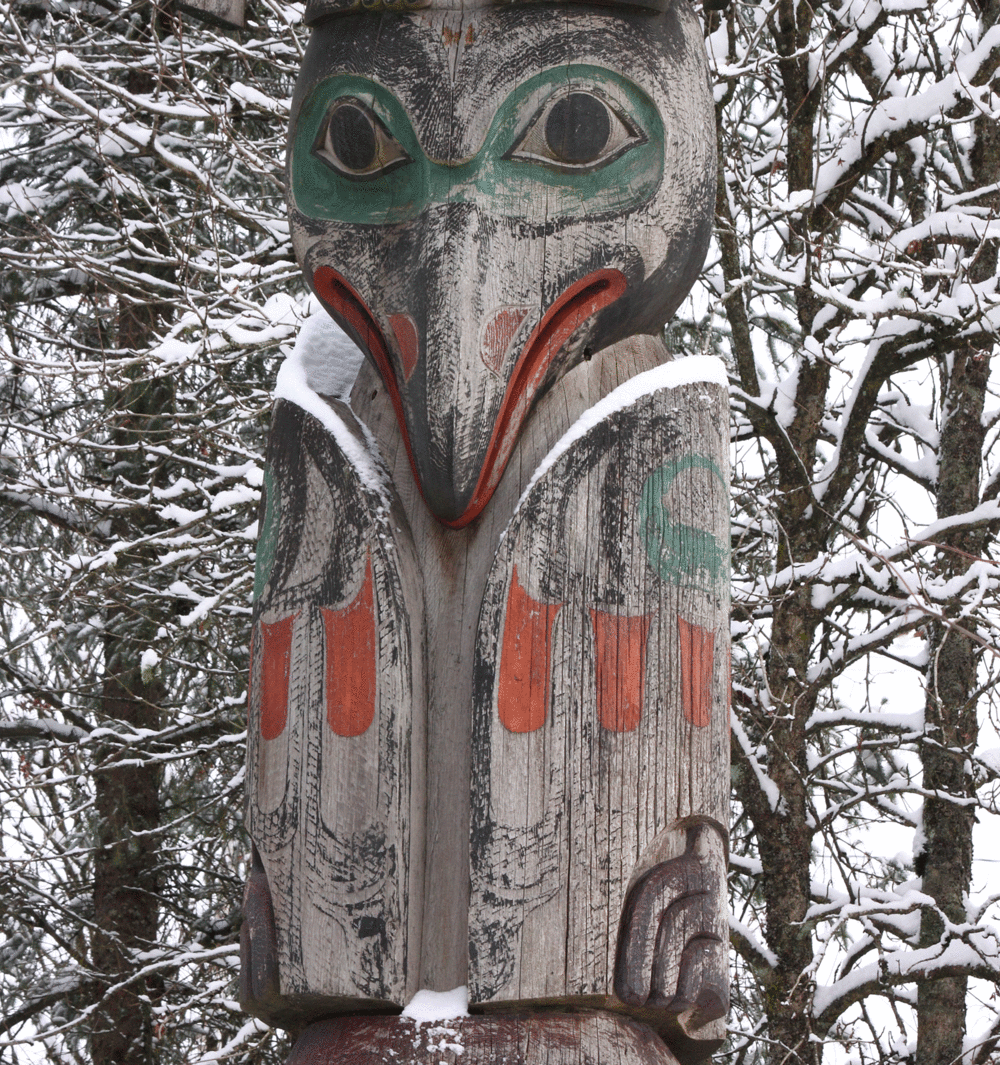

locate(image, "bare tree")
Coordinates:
1 0 299 1060
701 0 1000 1061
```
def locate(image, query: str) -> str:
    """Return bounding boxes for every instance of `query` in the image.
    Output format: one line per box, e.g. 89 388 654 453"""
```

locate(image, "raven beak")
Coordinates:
313 264 625 527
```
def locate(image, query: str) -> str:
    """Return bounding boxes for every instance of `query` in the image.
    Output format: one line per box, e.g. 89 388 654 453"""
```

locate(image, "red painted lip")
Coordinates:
443 268 626 529
312 265 423 495
311 264 626 529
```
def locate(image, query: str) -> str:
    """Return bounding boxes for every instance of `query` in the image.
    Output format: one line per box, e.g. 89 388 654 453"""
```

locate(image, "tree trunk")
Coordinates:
90 295 171 1065
92 633 163 1065
915 15 998 1057
915 345 987 1065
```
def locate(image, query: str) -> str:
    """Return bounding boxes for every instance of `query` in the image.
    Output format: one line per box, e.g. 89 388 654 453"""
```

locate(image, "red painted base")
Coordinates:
287 1011 681 1065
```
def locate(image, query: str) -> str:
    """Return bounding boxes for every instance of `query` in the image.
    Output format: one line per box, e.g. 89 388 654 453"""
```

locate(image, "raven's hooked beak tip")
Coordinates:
312 263 628 528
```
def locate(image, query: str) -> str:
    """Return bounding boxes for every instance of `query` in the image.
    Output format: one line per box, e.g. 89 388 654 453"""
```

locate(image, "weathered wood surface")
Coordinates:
243 329 730 1061
286 1011 682 1065
613 821 728 1061
287 2 716 528
351 335 683 996
241 0 728 1049
243 330 731 1020
244 399 426 1027
176 0 245 28
466 373 729 1060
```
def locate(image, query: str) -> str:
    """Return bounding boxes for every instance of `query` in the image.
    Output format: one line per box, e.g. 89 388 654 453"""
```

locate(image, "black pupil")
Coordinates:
544 93 611 165
329 104 378 172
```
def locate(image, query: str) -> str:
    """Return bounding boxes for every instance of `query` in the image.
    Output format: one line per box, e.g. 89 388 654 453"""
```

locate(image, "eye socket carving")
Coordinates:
506 90 646 174
312 97 411 180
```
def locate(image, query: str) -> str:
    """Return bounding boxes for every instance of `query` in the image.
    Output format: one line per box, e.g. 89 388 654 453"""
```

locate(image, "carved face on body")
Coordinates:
288 2 715 526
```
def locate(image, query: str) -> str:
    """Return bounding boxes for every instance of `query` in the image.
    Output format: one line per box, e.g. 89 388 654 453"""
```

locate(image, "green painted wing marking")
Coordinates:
253 465 281 603
640 456 728 590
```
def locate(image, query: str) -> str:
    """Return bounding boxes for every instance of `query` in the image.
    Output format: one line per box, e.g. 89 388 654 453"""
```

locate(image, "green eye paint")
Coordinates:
292 75 428 225
291 66 663 225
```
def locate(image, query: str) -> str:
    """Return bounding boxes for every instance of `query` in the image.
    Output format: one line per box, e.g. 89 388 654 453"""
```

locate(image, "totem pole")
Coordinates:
234 0 731 1060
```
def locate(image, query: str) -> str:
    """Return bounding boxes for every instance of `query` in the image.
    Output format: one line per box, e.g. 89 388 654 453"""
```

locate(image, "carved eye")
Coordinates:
312 97 411 180
506 90 646 173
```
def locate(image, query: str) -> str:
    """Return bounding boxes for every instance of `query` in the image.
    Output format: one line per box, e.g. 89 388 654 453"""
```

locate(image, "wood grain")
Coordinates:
466 376 730 1062
245 399 426 1026
242 333 730 1060
614 820 729 1062
351 334 690 995
176 0 244 28
288 3 717 528
286 1011 683 1065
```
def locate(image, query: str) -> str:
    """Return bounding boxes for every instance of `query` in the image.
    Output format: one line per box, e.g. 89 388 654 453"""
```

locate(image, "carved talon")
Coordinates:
240 844 281 1019
614 821 728 1031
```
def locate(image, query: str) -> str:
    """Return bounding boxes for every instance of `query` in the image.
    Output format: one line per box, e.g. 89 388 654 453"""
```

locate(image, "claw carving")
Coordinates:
240 843 281 1018
614 819 728 1055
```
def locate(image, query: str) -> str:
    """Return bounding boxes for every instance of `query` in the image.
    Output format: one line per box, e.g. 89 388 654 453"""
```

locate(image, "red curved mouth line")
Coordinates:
312 264 627 530
312 265 422 488
441 268 627 529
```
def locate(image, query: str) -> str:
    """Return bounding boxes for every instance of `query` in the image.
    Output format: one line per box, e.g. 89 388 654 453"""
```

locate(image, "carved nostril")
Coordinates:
455 268 627 526
310 265 627 530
